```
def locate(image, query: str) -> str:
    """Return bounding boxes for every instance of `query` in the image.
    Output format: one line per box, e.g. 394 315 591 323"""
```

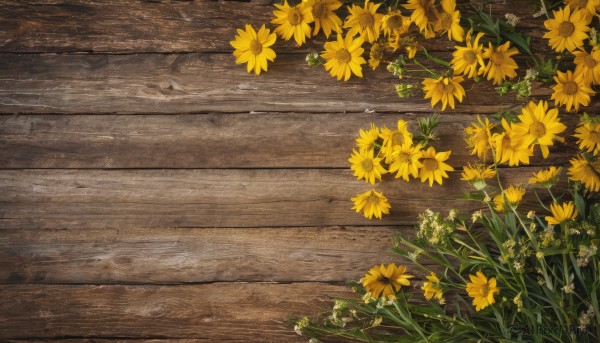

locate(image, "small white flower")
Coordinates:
527 210 536 219
505 13 520 27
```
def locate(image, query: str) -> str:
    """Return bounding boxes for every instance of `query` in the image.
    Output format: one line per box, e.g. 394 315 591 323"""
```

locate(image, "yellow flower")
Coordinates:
230 24 277 75
362 264 413 299
465 116 495 161
529 166 562 188
481 41 519 85
461 163 496 190
403 0 437 38
272 0 314 46
344 0 384 44
434 0 464 42
543 6 591 52
574 49 600 85
348 149 387 184
494 185 525 212
382 10 410 39
368 42 385 70
492 119 532 166
564 0 599 20
422 75 465 111
574 121 600 156
422 272 443 302
466 271 500 312
452 30 485 78
551 70 595 112
355 123 380 152
546 201 578 225
351 190 391 219
380 120 414 163
321 33 366 81
304 0 342 38
512 100 567 158
418 146 454 186
389 143 423 181
568 155 600 192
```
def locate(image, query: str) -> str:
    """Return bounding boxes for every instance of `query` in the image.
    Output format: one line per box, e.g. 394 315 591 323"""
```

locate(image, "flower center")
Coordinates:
437 81 454 94
492 51 504 66
335 49 352 63
438 12 453 30
367 193 380 205
397 152 410 163
574 0 587 8
422 0 438 21
530 121 546 138
502 134 512 149
422 158 438 171
563 81 579 95
558 22 575 37
249 39 262 54
361 158 374 171
386 15 404 29
312 2 327 18
359 12 374 27
391 132 404 145
463 51 477 64
480 283 490 297
288 8 303 25
377 275 392 284
590 131 600 143
584 55 597 69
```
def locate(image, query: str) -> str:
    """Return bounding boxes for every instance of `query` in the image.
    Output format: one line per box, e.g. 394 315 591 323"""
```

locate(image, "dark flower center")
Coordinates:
312 3 327 18
563 81 578 95
288 9 302 25
559 22 575 37
422 158 439 171
359 12 374 27
249 40 262 54
386 15 403 29
335 49 352 63
530 121 546 138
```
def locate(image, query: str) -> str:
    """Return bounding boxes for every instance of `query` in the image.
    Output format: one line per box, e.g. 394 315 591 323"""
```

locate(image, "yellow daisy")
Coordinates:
272 0 314 46
543 6 591 52
344 0 384 44
492 119 533 166
422 75 465 111
465 116 496 161
568 155 600 192
466 271 500 312
380 120 414 163
551 70 595 112
529 166 562 188
503 185 526 210
492 193 506 212
565 0 599 20
351 190 392 219
574 120 600 155
355 123 380 152
434 0 464 42
421 272 444 302
452 30 485 78
230 24 277 75
361 263 414 298
403 0 438 38
546 201 578 225
348 149 387 184
382 10 411 39
304 0 342 38
389 143 423 181
482 41 519 85
461 163 496 190
574 49 600 85
512 100 567 158
321 33 366 81
418 146 454 186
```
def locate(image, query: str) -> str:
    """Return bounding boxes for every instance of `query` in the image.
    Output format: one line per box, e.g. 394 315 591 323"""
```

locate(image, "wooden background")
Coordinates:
0 0 596 341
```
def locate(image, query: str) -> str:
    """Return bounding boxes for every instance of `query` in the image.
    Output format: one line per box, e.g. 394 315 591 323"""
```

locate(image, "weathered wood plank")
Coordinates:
0 113 579 168
0 168 558 229
0 226 405 284
1 53 591 114
0 283 351 340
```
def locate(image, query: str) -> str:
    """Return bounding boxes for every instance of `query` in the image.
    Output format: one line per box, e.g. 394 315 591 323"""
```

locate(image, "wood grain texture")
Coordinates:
0 168 557 229
0 283 351 340
0 113 579 168
1 52 587 115
0 226 405 284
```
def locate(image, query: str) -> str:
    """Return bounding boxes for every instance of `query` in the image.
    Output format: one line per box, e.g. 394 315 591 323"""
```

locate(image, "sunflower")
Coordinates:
344 0 384 44
574 121 600 155
568 155 600 192
304 0 342 38
574 49 600 85
348 149 387 184
512 100 567 158
272 0 314 46
381 10 410 39
361 263 414 298
565 0 599 20
492 119 532 166
452 30 485 78
465 116 495 161
418 146 454 186
546 201 578 225
380 120 414 163
543 6 591 52
434 0 464 42
422 75 465 111
493 185 525 212
403 0 438 38
461 163 496 190
388 143 423 181
351 190 391 219
529 166 562 188
481 41 519 85
321 33 366 81
230 24 277 75
355 123 380 152
466 271 500 312
421 272 444 302
551 70 595 112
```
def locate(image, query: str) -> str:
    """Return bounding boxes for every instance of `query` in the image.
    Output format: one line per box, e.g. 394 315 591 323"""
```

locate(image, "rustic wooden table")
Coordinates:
0 0 596 341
